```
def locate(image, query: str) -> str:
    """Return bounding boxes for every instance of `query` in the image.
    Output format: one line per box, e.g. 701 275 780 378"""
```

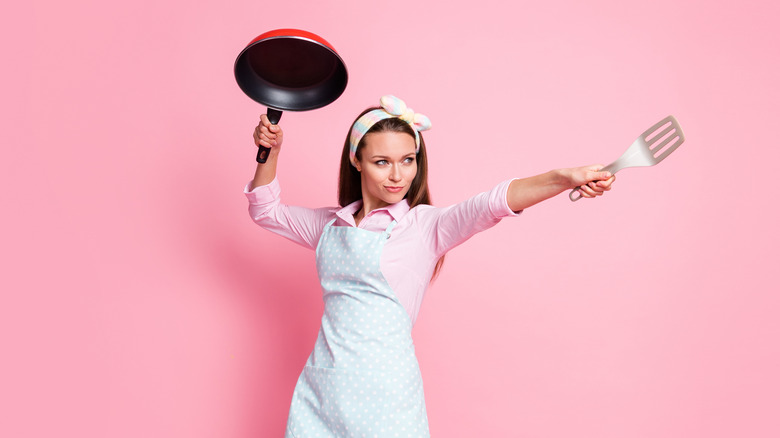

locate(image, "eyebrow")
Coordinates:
369 153 416 159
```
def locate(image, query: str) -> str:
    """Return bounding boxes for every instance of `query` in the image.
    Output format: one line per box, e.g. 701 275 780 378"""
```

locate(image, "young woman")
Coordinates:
244 95 615 437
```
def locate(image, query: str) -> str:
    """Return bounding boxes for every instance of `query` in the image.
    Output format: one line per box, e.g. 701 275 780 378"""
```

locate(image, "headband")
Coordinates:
348 95 432 167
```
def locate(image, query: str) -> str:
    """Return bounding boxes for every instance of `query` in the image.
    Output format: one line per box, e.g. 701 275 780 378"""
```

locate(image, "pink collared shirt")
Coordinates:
245 178 521 325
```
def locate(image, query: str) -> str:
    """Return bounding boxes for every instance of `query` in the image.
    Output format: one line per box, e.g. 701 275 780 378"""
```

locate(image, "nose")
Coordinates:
389 164 401 182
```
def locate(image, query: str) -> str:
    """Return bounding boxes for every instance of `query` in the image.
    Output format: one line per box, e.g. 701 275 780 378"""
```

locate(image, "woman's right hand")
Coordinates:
249 114 284 190
253 113 284 151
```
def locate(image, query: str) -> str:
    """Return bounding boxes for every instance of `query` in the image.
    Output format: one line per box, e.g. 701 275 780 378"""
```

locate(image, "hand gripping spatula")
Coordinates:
569 115 686 202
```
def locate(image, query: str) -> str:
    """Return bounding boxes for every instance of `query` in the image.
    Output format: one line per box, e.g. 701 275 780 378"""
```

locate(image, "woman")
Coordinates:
245 96 614 437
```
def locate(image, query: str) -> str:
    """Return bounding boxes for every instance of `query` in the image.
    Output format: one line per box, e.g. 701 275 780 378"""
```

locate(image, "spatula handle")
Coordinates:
569 187 585 202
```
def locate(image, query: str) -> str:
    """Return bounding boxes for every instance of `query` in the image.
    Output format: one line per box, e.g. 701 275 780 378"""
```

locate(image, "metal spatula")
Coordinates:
569 115 686 202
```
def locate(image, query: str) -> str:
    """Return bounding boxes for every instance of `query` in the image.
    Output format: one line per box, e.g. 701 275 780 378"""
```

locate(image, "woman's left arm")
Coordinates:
507 165 615 212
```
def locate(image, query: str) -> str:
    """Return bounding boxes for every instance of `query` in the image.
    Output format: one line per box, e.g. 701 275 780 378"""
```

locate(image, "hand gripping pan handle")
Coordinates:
255 109 282 163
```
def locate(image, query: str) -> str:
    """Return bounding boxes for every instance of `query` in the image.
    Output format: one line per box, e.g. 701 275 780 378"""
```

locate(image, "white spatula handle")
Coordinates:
569 187 586 202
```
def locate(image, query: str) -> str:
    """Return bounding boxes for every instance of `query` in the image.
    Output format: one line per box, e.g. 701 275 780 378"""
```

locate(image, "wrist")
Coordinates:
267 145 281 158
257 145 281 163
550 169 573 189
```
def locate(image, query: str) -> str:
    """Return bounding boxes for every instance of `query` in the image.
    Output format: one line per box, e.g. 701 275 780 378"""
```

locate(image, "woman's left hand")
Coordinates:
564 165 616 198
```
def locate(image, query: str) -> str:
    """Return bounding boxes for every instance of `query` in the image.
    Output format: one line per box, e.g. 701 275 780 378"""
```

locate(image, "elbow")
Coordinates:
248 204 275 225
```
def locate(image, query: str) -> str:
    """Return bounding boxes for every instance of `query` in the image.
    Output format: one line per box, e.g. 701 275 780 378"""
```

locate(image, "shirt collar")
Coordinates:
384 198 411 221
332 198 411 225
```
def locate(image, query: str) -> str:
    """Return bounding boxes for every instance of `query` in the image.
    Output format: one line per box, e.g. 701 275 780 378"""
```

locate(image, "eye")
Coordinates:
403 157 415 164
374 160 388 166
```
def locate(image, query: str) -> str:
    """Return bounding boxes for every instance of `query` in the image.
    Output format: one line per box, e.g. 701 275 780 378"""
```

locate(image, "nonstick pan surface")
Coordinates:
234 29 348 112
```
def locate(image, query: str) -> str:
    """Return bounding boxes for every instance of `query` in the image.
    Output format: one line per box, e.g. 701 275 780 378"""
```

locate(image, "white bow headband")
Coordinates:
348 95 432 167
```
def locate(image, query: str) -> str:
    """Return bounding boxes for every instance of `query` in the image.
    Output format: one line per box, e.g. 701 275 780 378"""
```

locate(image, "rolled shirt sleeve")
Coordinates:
415 179 521 257
244 177 334 250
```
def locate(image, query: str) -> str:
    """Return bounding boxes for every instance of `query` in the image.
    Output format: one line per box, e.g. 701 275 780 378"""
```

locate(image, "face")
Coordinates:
355 131 418 211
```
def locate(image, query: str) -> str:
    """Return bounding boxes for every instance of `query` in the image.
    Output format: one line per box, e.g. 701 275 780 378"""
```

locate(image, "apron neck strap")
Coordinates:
384 220 398 236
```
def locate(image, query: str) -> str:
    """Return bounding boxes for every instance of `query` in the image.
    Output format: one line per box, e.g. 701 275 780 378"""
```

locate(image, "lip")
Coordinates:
384 186 404 193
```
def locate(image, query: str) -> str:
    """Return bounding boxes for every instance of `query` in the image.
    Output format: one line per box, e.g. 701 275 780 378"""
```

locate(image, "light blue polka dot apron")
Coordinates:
285 219 430 437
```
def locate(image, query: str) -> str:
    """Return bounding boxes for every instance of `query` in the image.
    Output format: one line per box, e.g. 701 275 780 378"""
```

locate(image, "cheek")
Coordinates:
406 165 418 180
362 168 385 185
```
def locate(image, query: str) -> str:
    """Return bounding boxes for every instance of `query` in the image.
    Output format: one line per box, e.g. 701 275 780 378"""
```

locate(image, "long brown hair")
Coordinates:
337 107 445 280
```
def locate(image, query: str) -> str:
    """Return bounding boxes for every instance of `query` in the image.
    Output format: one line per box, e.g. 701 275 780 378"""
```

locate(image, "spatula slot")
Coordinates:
652 134 682 160
649 125 677 150
645 120 673 144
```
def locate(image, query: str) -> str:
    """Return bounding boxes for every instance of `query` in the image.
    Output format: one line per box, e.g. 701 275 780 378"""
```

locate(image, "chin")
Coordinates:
385 191 409 203
380 196 401 205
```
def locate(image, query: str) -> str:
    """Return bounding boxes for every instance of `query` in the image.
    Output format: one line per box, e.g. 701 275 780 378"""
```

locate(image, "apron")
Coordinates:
284 219 430 438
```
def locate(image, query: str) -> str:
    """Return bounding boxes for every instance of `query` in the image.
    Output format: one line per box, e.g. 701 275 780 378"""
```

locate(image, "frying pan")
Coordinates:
234 29 348 163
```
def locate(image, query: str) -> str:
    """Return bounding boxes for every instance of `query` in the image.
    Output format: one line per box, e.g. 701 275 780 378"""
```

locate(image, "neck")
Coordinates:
355 193 389 226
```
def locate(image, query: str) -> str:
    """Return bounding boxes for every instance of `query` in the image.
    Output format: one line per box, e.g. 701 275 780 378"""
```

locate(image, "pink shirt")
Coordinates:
244 178 521 325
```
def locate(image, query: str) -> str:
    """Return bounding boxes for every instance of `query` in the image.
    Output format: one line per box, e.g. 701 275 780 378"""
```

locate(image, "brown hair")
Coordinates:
337 107 444 280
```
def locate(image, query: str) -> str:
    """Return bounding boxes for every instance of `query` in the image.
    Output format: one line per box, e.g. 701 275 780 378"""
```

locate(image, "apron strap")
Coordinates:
384 220 398 237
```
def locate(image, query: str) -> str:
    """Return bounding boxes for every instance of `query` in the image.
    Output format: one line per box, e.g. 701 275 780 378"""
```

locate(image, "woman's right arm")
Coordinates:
245 114 333 249
250 114 283 191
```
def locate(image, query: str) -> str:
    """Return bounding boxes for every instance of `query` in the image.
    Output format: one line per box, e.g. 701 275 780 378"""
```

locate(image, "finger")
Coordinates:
588 181 605 196
254 127 276 148
591 170 612 181
596 180 613 190
254 132 271 148
580 184 598 198
587 164 606 173
260 125 277 140
261 114 283 132
254 127 272 146
255 123 269 138
596 175 616 189
257 135 273 148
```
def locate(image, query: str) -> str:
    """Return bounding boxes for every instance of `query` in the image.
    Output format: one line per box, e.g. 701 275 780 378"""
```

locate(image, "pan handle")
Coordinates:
256 108 283 163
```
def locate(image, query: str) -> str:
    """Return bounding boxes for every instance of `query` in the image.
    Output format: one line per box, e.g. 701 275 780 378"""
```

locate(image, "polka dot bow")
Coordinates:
349 95 432 167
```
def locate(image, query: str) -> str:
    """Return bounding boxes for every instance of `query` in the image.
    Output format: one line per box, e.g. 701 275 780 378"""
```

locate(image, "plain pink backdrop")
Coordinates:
3 0 779 437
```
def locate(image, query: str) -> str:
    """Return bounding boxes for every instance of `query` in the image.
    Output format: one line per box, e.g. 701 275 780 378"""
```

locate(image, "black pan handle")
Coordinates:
256 108 283 163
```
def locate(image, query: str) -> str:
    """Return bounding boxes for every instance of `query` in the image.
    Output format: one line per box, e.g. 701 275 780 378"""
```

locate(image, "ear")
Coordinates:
354 160 362 172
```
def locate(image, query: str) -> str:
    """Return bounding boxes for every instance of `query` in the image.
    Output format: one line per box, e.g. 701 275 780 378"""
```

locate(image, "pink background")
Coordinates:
3 0 779 436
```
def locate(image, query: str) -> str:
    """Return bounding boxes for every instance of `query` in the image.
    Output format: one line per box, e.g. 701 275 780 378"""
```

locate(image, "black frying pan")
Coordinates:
234 29 348 163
